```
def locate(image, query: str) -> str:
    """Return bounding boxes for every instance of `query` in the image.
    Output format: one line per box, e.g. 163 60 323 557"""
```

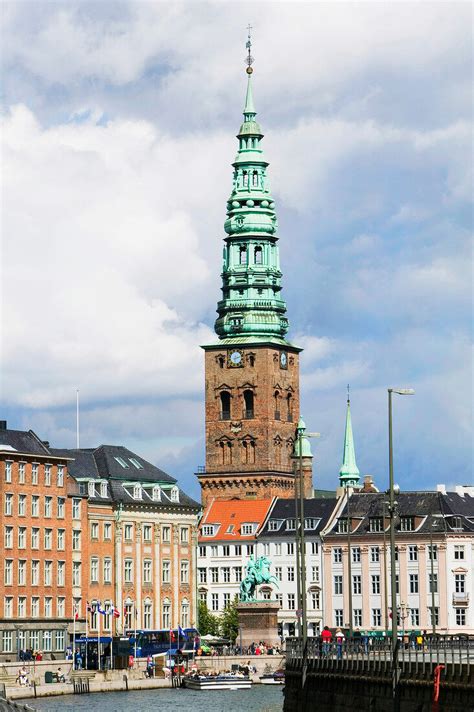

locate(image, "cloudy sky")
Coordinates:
1 1 472 499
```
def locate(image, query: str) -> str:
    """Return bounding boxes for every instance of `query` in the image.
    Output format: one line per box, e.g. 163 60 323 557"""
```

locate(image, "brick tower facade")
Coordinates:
198 42 312 505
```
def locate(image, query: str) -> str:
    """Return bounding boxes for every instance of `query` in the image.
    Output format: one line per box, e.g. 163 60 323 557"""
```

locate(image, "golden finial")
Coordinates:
245 23 254 74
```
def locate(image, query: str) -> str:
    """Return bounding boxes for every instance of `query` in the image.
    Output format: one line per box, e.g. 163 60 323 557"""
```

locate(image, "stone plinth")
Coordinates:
236 601 280 648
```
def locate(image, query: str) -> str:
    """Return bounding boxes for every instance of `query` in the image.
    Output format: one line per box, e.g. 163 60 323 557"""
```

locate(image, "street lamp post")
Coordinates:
383 500 389 633
388 387 414 712
296 424 319 649
346 491 353 637
429 514 443 635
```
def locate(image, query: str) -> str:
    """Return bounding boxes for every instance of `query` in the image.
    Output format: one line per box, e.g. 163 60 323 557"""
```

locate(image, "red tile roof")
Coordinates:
199 498 275 542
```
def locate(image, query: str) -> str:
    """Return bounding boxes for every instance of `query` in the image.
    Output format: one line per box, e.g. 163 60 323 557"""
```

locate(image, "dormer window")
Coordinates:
338 519 348 533
400 516 415 532
450 516 463 530
170 486 179 503
226 524 234 534
88 481 96 498
268 520 281 532
369 517 384 532
286 519 296 531
241 523 255 535
305 518 318 530
152 486 161 501
133 484 142 500
202 525 215 537
100 482 107 498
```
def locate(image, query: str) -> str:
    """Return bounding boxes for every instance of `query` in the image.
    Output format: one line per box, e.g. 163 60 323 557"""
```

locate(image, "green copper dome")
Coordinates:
214 72 289 342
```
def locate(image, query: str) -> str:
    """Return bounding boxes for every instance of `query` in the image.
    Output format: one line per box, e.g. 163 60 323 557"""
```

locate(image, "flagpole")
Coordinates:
98 602 101 671
85 602 89 670
110 605 114 671
72 599 76 670
134 601 137 664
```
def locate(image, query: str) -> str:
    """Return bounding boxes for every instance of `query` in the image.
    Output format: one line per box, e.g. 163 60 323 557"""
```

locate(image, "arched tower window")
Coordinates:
239 246 247 265
217 355 225 369
274 391 281 420
242 439 256 464
287 393 293 422
243 390 254 419
255 246 263 264
243 171 248 187
274 437 282 466
220 391 231 420
252 170 258 187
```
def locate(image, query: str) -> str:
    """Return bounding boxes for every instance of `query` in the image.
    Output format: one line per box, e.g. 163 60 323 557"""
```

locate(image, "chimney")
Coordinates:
0 420 7 431
436 484 447 495
42 441 50 449
361 475 378 493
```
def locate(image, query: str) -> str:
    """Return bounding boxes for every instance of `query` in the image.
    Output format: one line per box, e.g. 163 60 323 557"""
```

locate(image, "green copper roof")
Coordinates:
214 64 289 343
293 416 313 458
339 397 360 488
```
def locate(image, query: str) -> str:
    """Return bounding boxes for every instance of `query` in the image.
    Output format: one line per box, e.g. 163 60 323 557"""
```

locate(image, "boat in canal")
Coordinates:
259 669 285 685
183 673 252 690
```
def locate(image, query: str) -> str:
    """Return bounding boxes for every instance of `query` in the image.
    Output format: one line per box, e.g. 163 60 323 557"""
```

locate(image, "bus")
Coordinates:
127 628 199 657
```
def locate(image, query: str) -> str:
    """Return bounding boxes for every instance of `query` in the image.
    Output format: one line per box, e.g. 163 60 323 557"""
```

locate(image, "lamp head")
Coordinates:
392 388 415 395
393 483 400 496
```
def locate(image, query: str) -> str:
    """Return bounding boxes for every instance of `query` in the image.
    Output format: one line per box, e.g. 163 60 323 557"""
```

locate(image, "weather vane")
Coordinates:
245 23 254 74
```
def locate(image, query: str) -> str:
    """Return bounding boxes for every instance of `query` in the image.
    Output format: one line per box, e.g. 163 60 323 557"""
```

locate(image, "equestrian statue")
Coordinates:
239 555 279 602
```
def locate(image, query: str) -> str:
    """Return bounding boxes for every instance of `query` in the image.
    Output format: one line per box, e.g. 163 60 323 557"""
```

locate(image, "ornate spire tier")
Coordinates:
214 37 288 343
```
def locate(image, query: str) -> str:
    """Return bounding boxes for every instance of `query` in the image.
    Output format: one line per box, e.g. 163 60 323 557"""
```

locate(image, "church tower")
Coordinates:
338 389 360 489
198 37 306 505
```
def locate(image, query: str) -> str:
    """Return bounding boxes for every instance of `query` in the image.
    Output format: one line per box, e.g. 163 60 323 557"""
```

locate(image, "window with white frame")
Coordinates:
211 593 219 611
32 464 39 484
18 560 26 586
44 496 52 517
352 575 362 594
429 573 438 593
241 523 255 535
72 498 81 519
124 524 133 541
370 546 380 563
31 528 39 549
311 566 319 583
199 545 206 557
18 463 25 483
286 542 294 555
247 544 254 556
162 526 171 542
287 593 295 610
310 541 319 555
4 526 12 548
352 547 361 563
223 592 231 607
268 520 280 531
72 530 81 550
30 631 39 649
210 567 218 583
4 493 13 515
410 608 420 626
44 597 52 617
455 608 466 626
5 461 12 482
57 497 65 518
144 599 152 629
162 560 170 584
287 566 295 582
88 481 96 498
73 561 81 587
275 566 282 581
2 631 13 653
333 547 343 563
400 516 415 532
181 599 189 628
143 524 152 542
133 484 142 500
305 518 318 529
44 560 52 586
180 527 189 544
18 527 26 549
409 573 419 593
408 545 418 561
222 567 230 583
454 546 465 560
234 566 242 582
369 517 383 532
44 465 52 485
4 597 13 618
286 519 296 531
44 528 52 549
103 558 112 584
18 597 26 617
31 597 39 617
334 575 343 595
235 544 241 555
57 465 64 487
90 558 99 583
31 560 39 586
18 494 26 516
372 608 382 626
371 574 380 594
55 630 65 651
311 592 320 610
57 561 65 587
180 561 189 584
100 481 107 497
428 544 437 561
455 574 466 593
198 568 207 584
91 522 99 539
143 559 152 584
275 543 282 556
429 607 439 626
170 486 179 502
43 631 52 652
152 486 161 501
124 559 133 583
263 543 270 556
57 529 65 550
222 544 230 556
334 609 344 627
338 519 348 533
104 522 112 540
354 609 362 627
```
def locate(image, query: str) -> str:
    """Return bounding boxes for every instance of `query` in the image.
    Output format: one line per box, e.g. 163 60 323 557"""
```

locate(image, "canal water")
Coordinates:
33 685 283 711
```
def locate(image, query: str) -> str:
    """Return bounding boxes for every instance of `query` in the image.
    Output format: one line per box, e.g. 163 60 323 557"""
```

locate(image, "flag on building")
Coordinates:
178 625 185 639
97 601 107 615
74 605 79 621
170 629 176 642
111 604 120 618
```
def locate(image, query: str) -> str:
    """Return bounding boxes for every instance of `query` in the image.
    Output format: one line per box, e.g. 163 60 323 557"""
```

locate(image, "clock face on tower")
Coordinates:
228 349 243 367
280 351 288 369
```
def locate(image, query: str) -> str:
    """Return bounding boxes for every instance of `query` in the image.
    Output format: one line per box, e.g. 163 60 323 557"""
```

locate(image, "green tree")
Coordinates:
197 601 220 636
220 595 240 643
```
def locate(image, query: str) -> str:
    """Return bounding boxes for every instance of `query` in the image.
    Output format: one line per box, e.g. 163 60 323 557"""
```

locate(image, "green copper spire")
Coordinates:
339 387 360 488
214 33 288 343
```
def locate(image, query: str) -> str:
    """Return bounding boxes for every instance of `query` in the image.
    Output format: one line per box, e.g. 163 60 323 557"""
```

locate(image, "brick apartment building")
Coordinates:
0 423 88 661
0 423 200 661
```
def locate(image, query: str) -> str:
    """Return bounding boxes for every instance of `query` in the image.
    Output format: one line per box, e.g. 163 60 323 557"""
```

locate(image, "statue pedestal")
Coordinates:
236 601 280 648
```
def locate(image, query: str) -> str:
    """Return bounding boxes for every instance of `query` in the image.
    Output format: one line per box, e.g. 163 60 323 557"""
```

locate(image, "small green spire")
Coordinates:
339 387 360 488
294 416 313 458
244 75 256 116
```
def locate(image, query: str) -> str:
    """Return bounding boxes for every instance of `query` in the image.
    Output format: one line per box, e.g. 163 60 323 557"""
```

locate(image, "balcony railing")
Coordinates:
453 593 470 606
